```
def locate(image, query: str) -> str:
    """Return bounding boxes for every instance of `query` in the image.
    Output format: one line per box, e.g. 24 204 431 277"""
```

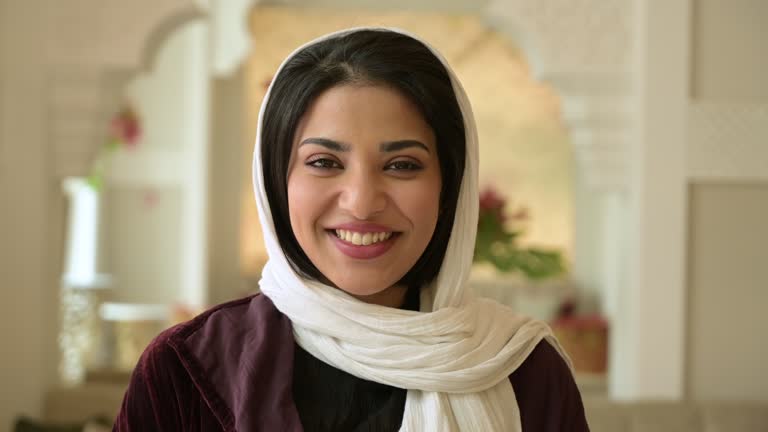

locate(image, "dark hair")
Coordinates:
261 29 466 289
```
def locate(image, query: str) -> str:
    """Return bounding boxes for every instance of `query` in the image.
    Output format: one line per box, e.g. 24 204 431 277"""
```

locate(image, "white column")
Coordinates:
610 0 691 399
59 178 113 383
556 85 632 319
179 21 210 308
61 178 111 288
208 0 260 77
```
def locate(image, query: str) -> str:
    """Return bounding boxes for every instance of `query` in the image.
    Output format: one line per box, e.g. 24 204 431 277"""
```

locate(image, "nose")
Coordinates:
338 169 387 220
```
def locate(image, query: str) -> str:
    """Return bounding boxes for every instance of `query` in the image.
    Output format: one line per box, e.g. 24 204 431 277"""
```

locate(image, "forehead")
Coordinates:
294 84 436 147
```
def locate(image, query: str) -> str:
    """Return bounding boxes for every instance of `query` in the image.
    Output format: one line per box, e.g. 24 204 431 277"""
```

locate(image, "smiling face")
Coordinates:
287 84 442 306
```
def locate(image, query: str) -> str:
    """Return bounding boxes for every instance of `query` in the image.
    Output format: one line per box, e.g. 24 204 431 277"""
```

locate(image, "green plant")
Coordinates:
473 186 565 280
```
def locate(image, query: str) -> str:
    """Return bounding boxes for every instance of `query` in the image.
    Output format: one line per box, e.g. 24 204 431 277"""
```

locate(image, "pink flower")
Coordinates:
110 107 141 148
479 186 505 210
479 186 507 224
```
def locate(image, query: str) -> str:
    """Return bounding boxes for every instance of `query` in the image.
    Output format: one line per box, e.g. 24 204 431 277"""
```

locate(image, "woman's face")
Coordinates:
287 84 441 305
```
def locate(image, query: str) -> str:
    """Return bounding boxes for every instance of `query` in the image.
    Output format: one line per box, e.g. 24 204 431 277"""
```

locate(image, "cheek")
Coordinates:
400 176 442 230
287 174 323 238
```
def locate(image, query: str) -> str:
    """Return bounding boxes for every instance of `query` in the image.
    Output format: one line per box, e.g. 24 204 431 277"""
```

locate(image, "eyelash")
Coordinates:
306 158 342 170
386 160 423 172
305 158 423 172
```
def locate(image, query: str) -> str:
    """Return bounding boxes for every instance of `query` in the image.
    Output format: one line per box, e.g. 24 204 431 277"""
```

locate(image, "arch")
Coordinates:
138 7 206 74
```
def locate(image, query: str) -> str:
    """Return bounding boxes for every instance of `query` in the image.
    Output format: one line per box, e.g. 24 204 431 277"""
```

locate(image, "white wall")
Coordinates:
685 0 768 402
687 184 768 401
104 189 184 304
692 0 768 101
208 70 252 305
0 1 59 430
609 0 767 401
106 21 210 307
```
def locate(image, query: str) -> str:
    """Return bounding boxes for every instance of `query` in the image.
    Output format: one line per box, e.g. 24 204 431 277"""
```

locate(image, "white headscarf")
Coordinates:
253 27 571 431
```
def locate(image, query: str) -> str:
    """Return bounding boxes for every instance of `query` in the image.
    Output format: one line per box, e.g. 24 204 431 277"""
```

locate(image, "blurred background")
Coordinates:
1 0 766 431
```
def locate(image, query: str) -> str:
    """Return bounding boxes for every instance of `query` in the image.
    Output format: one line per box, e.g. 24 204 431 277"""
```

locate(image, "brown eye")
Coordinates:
306 158 342 170
386 160 423 172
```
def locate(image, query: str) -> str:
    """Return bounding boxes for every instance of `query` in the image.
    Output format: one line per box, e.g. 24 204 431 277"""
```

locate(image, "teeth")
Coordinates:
335 229 393 245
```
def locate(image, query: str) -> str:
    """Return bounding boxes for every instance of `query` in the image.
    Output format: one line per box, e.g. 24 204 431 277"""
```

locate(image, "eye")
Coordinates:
385 159 423 172
306 157 342 170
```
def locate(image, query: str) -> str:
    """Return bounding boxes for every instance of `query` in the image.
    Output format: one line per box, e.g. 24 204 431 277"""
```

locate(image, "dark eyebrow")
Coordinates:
299 137 350 152
380 140 430 153
299 137 430 154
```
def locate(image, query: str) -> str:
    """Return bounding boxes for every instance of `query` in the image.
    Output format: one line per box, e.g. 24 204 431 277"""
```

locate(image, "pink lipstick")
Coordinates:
327 226 399 260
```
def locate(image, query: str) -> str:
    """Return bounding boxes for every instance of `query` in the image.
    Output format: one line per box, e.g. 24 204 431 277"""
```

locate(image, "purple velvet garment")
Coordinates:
113 294 589 431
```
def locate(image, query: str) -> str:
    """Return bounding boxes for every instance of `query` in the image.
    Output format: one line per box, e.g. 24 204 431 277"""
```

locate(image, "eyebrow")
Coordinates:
380 140 430 154
299 137 350 152
299 137 430 154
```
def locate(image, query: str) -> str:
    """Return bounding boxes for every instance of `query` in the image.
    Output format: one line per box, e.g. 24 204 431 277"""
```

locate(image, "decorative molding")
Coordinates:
47 1 205 71
209 0 261 77
138 5 207 73
559 91 632 192
49 68 108 178
688 102 768 181
483 0 632 75
544 69 632 99
560 94 632 129
482 0 634 192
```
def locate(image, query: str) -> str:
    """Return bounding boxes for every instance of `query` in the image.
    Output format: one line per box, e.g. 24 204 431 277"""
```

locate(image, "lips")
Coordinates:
326 223 399 259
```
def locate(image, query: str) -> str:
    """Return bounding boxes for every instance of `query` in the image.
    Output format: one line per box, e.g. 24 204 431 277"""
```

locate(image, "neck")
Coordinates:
351 284 409 308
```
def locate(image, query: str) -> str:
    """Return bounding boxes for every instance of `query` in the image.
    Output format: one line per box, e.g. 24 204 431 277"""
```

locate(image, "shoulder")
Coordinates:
510 339 576 408
127 295 266 387
170 294 265 341
115 294 291 430
510 339 590 431
113 315 206 429
168 293 292 358
512 338 572 384
131 295 261 364
127 293 290 394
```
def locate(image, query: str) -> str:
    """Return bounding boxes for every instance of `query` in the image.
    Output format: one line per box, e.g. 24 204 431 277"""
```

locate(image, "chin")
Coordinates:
339 282 408 308
334 280 392 297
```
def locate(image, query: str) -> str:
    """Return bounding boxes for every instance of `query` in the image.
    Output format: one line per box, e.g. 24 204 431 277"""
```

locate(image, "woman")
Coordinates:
114 28 589 431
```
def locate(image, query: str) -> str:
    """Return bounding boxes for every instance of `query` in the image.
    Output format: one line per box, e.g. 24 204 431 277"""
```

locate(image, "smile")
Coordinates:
334 229 392 246
327 229 400 260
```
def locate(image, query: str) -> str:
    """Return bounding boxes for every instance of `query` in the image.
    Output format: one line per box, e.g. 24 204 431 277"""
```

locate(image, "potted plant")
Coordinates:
473 185 565 280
